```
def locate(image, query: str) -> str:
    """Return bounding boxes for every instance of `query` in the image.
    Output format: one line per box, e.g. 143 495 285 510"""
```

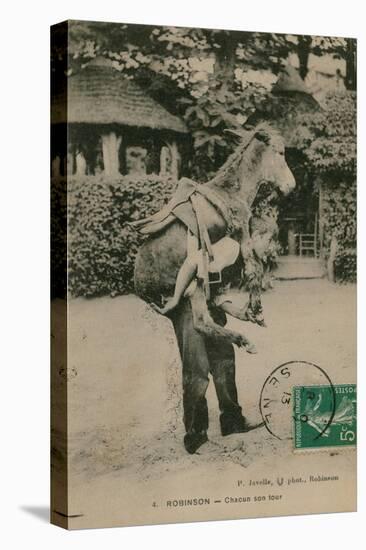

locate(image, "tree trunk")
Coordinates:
159 146 169 177
75 151 87 176
170 141 179 180
160 141 180 179
102 132 122 176
213 31 240 81
345 38 356 90
298 35 312 80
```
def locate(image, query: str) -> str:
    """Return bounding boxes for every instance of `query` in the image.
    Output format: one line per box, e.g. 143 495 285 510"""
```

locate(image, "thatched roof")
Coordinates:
52 63 188 133
248 66 321 147
272 65 310 95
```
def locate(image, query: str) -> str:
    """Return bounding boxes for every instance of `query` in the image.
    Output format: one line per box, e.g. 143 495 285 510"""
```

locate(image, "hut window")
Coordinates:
125 146 148 176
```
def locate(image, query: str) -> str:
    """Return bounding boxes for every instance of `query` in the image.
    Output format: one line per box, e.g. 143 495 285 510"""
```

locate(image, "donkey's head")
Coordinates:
224 125 296 202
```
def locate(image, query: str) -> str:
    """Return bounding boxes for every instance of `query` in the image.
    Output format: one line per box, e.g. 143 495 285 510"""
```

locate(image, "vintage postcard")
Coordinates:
51 20 357 529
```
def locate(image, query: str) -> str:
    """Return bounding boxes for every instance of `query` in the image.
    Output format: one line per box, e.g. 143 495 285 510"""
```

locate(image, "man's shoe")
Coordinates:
221 417 264 436
183 431 208 454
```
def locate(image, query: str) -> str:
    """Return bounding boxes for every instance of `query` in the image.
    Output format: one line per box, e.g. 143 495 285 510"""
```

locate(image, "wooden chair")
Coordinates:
298 214 318 257
298 233 317 257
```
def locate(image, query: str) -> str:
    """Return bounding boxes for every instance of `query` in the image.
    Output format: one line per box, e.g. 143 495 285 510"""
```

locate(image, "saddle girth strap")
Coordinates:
190 192 214 301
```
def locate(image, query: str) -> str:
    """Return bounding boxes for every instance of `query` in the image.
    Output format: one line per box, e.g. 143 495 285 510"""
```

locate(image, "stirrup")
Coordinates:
208 271 222 284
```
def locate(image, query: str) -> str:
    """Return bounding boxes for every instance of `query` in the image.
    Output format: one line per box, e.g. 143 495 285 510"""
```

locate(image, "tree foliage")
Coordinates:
299 92 356 176
295 91 357 282
323 180 357 283
52 22 356 182
51 23 357 285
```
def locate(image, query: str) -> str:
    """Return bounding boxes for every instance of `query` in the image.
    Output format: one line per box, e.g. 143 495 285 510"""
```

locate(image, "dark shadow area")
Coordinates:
20 505 49 523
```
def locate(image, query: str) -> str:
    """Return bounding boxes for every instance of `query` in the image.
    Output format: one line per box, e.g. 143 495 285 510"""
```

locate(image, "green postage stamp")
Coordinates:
293 384 357 449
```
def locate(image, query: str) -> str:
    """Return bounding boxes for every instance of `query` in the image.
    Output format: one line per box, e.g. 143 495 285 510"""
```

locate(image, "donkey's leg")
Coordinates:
219 300 257 353
190 281 253 350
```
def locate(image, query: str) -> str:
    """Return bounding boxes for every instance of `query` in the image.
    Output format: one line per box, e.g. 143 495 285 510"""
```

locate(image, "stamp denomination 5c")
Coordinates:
293 384 357 449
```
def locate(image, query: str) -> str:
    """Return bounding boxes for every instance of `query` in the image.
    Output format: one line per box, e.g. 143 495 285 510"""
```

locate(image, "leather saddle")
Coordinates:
131 178 233 299
132 178 199 237
131 178 232 239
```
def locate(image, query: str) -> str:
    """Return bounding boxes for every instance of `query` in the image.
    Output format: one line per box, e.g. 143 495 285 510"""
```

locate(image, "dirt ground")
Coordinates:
52 278 356 528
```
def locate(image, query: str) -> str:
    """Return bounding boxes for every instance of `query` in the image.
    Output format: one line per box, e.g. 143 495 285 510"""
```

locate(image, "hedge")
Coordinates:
52 173 356 300
51 178 67 298
60 175 177 298
322 179 357 283
334 249 357 283
299 92 357 283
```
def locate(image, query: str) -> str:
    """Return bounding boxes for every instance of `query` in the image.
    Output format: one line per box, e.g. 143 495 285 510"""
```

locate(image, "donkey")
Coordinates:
134 125 295 348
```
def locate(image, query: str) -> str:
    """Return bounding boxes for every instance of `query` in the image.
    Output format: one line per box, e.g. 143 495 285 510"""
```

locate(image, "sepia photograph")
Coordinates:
50 19 357 529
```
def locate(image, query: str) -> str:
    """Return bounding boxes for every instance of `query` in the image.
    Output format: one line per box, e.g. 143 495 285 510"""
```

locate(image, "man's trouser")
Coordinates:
171 298 246 437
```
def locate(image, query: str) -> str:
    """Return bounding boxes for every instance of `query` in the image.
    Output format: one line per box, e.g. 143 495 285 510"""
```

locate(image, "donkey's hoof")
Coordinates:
233 334 254 350
245 343 258 354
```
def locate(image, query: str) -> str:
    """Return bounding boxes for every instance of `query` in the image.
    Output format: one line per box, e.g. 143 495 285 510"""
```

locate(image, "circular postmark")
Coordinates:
259 361 336 441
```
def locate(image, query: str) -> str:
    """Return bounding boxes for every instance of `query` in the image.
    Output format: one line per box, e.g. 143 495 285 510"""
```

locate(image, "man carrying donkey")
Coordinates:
133 125 295 454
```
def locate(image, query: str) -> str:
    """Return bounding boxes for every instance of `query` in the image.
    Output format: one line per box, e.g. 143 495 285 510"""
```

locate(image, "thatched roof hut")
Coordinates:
52 63 187 134
249 65 320 148
51 59 187 178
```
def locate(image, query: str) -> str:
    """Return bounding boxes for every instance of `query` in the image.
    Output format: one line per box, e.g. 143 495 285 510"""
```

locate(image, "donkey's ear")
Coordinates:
254 129 271 144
